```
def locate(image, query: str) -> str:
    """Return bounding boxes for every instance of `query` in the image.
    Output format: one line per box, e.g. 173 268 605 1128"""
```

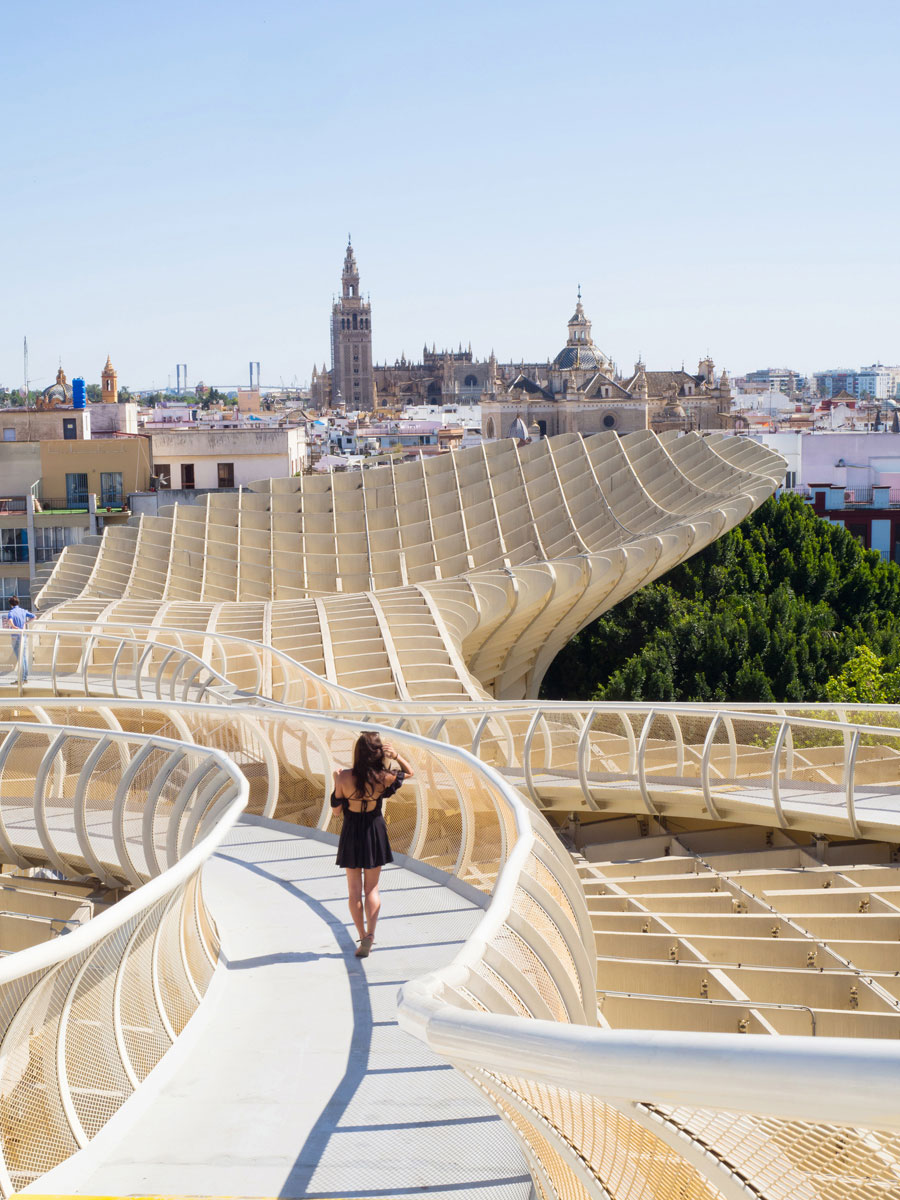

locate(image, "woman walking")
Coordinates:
331 731 414 958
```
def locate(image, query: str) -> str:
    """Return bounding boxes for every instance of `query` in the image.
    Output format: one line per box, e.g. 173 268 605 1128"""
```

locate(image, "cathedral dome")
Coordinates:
552 291 610 372
41 367 73 406
552 344 609 371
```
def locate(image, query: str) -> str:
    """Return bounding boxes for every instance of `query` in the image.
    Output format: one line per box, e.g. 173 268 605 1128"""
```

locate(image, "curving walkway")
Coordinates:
25 816 532 1200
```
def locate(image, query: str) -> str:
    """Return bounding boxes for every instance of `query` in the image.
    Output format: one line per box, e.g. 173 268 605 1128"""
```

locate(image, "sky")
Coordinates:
1 0 898 392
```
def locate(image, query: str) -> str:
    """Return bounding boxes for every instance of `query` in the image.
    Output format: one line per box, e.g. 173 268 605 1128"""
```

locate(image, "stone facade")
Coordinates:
481 294 733 441
372 345 496 409
328 239 373 409
311 241 497 412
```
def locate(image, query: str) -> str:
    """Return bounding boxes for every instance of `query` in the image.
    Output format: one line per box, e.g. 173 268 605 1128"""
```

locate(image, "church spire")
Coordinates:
342 238 360 300
566 287 592 347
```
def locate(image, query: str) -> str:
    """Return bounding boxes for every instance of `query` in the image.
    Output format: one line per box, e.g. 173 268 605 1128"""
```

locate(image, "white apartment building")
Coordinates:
814 365 900 401
857 364 900 401
150 426 307 491
753 430 900 491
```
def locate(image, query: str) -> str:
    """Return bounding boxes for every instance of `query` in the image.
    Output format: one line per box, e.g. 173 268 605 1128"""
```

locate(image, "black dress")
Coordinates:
332 772 405 869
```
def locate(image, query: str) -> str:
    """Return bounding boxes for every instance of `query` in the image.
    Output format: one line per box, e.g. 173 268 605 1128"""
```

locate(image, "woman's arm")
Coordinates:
331 768 343 806
382 744 415 780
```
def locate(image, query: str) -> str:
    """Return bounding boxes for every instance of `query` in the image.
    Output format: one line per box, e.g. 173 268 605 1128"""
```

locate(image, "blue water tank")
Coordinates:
72 377 87 409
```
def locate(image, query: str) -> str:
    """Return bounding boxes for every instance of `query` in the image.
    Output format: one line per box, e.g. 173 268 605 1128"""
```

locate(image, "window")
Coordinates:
62 418 77 440
0 529 28 563
464 375 478 388
181 463 195 489
2 429 15 442
154 463 172 489
217 462 235 488
34 525 84 563
65 473 89 508
602 414 616 429
0 577 29 606
100 472 123 507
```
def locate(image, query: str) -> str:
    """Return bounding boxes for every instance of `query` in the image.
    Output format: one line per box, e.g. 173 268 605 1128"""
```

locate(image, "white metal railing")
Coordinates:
3 697 900 1197
3 696 896 845
0 626 240 703
16 620 360 710
0 721 247 1194
8 627 900 842
266 699 900 840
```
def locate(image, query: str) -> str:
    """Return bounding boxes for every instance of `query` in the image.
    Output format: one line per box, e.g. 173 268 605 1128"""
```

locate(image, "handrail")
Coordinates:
0 719 247 1193
0 695 894 844
0 626 238 703
27 628 859 721
0 722 247 981
399 1006 900 1129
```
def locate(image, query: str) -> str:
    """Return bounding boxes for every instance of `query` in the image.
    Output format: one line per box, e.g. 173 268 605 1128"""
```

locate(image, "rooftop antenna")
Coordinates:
23 336 28 403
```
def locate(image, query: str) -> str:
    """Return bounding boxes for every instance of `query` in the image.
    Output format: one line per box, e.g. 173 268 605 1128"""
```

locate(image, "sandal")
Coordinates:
354 934 374 958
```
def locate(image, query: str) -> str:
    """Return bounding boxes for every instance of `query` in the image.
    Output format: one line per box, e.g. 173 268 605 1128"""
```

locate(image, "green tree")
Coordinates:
824 646 900 704
540 494 900 704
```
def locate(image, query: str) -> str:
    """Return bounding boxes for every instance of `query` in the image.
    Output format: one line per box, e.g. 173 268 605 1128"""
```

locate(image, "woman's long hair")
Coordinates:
351 731 386 800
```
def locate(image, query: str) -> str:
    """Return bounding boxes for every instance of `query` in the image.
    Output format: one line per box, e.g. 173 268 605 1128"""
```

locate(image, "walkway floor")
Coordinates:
26 817 533 1200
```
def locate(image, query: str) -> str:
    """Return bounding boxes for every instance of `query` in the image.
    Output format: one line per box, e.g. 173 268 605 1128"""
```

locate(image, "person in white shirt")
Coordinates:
4 598 35 680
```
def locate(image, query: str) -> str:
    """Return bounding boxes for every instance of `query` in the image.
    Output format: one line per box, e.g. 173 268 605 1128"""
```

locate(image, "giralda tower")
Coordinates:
330 237 373 409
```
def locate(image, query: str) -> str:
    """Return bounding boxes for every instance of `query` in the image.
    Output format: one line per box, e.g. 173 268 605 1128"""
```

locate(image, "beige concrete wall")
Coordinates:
237 389 261 414
88 403 139 436
0 443 42 495
0 409 90 441
39 438 152 500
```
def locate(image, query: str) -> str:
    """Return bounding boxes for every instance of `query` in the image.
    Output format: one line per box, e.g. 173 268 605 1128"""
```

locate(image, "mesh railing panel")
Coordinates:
0 721 243 1191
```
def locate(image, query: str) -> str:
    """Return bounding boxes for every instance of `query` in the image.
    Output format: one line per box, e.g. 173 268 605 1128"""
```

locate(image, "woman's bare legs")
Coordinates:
363 866 382 940
345 869 366 941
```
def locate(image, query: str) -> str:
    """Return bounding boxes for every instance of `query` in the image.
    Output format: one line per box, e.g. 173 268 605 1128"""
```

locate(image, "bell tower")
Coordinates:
330 236 374 409
101 355 118 404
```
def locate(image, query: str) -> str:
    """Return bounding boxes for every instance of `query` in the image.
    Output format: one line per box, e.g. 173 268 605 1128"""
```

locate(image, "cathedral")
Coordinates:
310 242 733 435
480 292 733 440
310 240 495 411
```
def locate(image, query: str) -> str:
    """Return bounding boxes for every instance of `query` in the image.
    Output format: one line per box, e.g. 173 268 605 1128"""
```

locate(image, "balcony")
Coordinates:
798 485 900 510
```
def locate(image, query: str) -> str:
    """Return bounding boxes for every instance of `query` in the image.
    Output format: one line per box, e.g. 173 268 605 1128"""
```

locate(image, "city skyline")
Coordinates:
2 0 898 390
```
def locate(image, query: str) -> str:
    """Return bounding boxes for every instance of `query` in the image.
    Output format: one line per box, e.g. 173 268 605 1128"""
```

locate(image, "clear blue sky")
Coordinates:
2 0 898 391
